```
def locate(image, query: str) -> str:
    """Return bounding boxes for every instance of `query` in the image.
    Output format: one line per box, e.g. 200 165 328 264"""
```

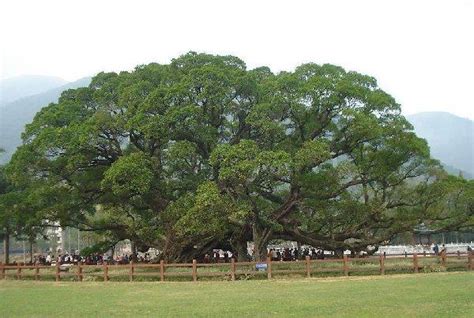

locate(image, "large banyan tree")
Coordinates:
7 52 471 261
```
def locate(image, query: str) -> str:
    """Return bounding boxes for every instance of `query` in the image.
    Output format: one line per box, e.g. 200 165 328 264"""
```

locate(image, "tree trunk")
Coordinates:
252 224 271 261
230 238 249 262
130 240 137 261
29 239 34 264
334 248 344 258
3 228 10 264
111 244 115 260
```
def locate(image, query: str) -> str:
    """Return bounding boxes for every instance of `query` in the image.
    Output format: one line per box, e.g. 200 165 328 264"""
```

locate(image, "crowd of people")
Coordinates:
28 247 330 266
31 251 157 266
22 244 473 266
430 243 473 255
33 253 101 265
202 251 233 263
267 247 327 261
199 247 330 263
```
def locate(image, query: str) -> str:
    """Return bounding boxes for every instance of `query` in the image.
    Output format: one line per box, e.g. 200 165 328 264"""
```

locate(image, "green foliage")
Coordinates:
4 52 467 261
80 240 115 256
102 153 154 197
293 140 330 170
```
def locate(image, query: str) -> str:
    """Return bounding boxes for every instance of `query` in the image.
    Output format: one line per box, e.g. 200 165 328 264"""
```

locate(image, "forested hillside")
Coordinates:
0 75 67 105
407 112 473 179
0 77 91 163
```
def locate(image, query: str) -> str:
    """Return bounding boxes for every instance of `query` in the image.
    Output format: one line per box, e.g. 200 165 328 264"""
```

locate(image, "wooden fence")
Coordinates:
0 252 472 282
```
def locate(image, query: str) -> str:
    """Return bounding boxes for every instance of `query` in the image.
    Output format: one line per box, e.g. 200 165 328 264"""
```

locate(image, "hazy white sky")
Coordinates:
1 0 473 119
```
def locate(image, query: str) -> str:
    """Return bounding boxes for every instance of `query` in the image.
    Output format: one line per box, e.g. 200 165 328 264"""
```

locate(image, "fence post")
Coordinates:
469 251 472 271
35 263 40 281
16 263 21 280
230 258 236 281
343 255 349 276
267 257 272 279
192 259 197 282
379 254 385 275
129 261 134 282
55 262 60 282
0 262 4 280
305 255 311 278
457 250 461 259
160 260 165 282
441 252 447 268
103 263 109 282
413 253 419 273
76 262 82 282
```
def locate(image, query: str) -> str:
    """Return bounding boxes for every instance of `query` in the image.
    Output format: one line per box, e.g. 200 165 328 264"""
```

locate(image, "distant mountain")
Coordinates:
0 75 68 106
0 77 91 163
442 163 473 180
407 112 473 179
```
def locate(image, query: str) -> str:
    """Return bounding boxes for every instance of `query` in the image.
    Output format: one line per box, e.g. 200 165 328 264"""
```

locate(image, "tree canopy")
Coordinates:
4 52 472 261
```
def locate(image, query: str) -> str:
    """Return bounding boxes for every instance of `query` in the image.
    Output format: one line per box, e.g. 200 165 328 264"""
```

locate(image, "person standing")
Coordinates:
433 243 439 256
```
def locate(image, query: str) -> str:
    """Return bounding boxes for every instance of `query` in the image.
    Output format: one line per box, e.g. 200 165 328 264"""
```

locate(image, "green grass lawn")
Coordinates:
0 272 472 317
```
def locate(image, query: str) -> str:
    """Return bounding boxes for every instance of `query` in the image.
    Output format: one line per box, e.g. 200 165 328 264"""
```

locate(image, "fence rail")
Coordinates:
1 252 472 282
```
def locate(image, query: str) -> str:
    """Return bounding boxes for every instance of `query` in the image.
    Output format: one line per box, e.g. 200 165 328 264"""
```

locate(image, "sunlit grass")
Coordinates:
0 272 472 317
